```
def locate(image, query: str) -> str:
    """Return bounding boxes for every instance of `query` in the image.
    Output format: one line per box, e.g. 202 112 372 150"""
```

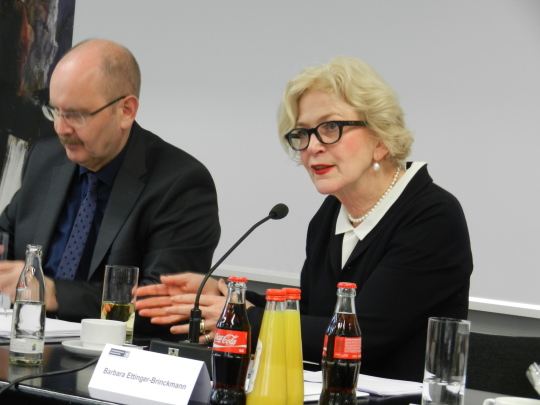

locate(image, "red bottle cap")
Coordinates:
265 289 286 301
282 288 301 300
227 276 248 283
337 282 357 289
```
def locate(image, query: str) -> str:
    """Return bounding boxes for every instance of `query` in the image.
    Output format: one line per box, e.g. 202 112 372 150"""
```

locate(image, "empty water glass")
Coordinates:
422 317 470 405
0 231 11 309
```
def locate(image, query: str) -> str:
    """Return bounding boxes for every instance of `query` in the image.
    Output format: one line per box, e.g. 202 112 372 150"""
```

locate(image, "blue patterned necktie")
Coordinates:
56 172 98 280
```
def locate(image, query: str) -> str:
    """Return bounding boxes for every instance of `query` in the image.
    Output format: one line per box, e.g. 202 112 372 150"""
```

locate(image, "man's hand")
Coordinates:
0 260 25 302
0 260 58 311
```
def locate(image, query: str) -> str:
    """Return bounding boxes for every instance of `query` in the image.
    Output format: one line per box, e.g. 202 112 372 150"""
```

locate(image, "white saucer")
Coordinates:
62 340 103 357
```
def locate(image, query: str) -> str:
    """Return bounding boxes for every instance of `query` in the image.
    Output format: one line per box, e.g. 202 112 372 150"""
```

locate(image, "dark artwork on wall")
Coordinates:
0 0 75 210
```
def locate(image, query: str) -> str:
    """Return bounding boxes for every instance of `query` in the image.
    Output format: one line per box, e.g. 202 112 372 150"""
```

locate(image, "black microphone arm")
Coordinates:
188 203 289 343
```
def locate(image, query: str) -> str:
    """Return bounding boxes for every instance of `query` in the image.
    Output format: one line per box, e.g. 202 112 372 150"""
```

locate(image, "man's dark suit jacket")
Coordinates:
0 122 220 337
247 164 473 382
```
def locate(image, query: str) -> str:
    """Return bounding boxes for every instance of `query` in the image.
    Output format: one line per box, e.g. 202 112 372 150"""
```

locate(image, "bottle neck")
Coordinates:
18 248 45 302
25 252 41 268
264 299 285 312
285 299 300 311
334 288 357 314
226 282 247 305
25 245 43 269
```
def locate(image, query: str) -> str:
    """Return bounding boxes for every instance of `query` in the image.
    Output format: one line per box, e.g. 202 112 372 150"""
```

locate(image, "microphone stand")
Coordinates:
148 204 288 370
188 214 275 344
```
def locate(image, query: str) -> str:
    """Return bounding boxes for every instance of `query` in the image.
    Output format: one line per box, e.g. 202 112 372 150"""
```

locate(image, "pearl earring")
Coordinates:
373 162 381 172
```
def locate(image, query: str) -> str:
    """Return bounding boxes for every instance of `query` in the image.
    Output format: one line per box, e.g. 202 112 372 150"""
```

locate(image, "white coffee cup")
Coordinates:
484 397 540 405
81 318 126 349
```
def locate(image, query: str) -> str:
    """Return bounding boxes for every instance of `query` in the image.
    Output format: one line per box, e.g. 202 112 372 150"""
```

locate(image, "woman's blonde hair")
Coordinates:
278 56 413 166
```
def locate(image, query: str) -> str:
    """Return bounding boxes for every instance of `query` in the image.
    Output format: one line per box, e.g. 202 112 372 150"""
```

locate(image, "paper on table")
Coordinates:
356 374 423 396
304 370 423 397
0 293 10 309
0 309 81 341
303 370 370 401
303 378 370 402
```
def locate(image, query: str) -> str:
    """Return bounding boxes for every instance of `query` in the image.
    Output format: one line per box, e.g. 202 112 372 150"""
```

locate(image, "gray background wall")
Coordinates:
72 1 540 319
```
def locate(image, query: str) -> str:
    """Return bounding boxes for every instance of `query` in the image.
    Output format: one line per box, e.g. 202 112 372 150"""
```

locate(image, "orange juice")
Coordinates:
247 290 287 404
285 300 304 404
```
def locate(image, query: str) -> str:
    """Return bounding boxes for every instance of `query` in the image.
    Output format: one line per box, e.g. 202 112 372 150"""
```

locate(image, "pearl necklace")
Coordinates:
347 166 401 224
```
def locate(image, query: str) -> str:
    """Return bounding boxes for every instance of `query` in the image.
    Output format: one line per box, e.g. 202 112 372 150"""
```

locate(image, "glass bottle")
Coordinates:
246 289 287 405
10 244 46 365
283 287 304 405
210 276 251 405
319 282 362 405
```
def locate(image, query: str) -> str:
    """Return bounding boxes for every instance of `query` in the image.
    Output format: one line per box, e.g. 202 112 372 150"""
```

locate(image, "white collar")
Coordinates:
335 162 427 240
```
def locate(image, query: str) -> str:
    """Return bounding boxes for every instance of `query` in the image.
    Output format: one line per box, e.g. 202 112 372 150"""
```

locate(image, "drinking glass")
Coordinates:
0 232 11 309
421 317 470 405
101 265 139 343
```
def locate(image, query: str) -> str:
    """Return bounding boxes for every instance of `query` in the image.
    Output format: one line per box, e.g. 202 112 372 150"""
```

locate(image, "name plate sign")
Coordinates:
88 344 211 405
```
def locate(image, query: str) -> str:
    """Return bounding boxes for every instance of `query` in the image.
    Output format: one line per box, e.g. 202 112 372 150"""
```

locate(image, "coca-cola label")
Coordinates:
213 329 249 354
322 334 328 357
333 336 361 359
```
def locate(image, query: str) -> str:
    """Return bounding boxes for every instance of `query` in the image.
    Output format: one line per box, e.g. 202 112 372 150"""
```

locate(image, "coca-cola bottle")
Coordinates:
209 277 251 405
319 282 362 405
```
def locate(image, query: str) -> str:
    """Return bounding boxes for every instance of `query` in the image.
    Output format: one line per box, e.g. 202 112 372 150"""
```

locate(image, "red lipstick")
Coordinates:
312 165 334 175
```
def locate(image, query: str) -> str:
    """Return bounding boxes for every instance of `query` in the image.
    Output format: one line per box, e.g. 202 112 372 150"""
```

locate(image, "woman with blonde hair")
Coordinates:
137 57 473 382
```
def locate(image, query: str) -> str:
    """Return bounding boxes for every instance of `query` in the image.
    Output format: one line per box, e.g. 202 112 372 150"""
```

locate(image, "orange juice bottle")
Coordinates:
246 289 287 404
283 288 304 405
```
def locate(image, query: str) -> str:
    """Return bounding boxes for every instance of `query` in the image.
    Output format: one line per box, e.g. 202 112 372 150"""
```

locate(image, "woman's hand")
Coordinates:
136 272 228 340
167 278 229 342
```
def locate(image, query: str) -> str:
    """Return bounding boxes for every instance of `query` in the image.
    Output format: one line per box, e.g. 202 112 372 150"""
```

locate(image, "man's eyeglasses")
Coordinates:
42 96 127 128
284 120 367 151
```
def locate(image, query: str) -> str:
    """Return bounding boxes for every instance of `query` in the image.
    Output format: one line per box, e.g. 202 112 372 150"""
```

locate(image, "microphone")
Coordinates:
187 203 289 344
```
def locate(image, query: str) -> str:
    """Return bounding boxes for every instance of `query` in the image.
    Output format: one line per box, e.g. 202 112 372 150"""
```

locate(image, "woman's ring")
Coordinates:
204 333 212 345
200 318 205 334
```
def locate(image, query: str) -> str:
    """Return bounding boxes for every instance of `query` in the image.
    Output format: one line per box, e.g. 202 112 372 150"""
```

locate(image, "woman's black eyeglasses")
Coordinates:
284 120 367 151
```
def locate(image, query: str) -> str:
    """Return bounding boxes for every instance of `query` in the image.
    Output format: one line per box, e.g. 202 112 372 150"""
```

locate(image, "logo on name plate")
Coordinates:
108 348 130 358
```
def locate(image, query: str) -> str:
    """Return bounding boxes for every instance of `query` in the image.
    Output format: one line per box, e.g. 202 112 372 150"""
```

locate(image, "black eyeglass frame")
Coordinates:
284 120 367 151
42 95 127 127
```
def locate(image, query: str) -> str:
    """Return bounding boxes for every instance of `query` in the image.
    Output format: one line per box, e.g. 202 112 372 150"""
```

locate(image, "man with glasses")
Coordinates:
0 39 220 339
